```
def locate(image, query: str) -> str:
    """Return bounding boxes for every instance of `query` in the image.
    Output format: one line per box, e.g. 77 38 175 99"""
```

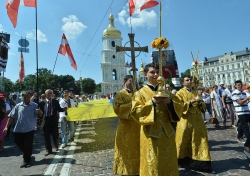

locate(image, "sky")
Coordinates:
1 0 250 86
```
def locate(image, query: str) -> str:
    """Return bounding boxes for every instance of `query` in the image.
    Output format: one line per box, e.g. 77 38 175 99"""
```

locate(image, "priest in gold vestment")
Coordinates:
113 75 140 175
175 77 215 173
131 63 183 176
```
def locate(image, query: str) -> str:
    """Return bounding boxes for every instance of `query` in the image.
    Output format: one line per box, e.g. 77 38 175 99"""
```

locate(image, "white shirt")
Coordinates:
202 93 211 104
6 103 11 112
59 98 76 122
232 89 250 115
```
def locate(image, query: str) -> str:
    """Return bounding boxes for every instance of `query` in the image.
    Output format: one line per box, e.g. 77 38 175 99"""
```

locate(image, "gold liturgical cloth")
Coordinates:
131 86 183 176
112 89 140 175
175 88 211 161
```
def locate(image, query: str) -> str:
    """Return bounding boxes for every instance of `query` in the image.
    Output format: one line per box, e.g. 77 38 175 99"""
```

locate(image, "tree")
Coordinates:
81 78 96 94
13 80 25 93
180 69 191 78
165 78 175 90
95 83 101 92
2 78 14 93
22 74 37 91
58 75 76 92
38 68 52 76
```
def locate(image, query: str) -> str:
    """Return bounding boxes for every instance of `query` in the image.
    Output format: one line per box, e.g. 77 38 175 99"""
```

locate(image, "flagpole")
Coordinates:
52 53 59 74
35 0 39 97
160 0 162 37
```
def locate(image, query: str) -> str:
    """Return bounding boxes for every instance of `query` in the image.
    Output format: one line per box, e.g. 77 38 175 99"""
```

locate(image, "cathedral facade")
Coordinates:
101 14 126 96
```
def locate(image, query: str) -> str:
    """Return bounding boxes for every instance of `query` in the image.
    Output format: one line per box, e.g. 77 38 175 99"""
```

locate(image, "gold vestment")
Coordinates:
113 89 140 175
131 86 183 176
175 88 211 161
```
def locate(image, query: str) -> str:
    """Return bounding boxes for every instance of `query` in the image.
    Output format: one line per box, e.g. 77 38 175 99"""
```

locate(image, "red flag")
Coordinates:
5 0 20 28
58 34 77 71
58 38 66 56
19 51 25 83
129 0 136 16
23 0 36 7
140 0 159 11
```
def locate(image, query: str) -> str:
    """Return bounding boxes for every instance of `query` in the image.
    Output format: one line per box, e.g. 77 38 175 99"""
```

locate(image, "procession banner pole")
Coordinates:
35 0 39 97
153 0 169 97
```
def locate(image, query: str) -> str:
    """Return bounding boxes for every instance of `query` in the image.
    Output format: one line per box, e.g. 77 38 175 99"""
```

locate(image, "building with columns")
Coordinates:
101 13 126 95
190 47 250 87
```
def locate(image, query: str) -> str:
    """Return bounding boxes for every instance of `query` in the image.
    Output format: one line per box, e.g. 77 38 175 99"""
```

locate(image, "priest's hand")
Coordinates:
190 98 197 104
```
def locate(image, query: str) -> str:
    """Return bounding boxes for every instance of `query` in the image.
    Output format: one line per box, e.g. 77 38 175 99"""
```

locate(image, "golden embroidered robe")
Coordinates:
113 89 140 175
175 88 211 162
131 86 183 176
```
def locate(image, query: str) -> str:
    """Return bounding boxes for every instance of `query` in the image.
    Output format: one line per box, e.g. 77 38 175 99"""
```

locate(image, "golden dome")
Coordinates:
103 13 121 37
139 63 144 75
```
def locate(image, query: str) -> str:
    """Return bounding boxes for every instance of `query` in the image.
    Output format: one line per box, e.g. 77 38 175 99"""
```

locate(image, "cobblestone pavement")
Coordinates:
0 116 250 176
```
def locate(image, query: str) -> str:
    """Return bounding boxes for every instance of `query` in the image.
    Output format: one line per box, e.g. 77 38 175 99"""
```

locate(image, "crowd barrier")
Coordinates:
66 99 117 122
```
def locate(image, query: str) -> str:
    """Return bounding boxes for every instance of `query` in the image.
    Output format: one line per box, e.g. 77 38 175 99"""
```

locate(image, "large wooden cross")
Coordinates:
116 33 148 92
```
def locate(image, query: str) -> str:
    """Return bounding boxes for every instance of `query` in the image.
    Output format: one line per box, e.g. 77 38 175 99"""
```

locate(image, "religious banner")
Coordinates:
0 34 9 72
151 50 180 79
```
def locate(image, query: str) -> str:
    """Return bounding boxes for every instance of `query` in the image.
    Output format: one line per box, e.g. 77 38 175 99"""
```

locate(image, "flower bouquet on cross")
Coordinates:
151 37 169 49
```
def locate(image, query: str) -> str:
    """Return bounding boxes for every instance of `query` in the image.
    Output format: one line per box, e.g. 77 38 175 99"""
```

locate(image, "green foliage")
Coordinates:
181 69 191 78
81 78 96 94
2 78 14 93
22 74 37 91
95 83 101 92
58 75 75 91
4 68 101 96
165 78 175 89
38 68 52 76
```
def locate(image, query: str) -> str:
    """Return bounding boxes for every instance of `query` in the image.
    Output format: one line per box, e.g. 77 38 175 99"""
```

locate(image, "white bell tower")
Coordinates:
101 13 126 96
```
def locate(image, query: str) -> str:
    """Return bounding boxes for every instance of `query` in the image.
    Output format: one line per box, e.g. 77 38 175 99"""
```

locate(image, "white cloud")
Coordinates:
118 10 127 25
61 15 87 40
118 6 157 29
14 32 20 36
26 29 47 43
8 52 15 56
0 24 3 31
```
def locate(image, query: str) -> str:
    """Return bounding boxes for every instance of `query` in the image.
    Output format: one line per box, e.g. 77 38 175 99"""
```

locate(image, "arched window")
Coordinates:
111 41 115 47
112 69 117 80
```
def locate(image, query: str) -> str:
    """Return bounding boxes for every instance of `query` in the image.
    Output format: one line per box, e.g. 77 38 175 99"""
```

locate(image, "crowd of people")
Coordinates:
112 63 250 176
0 89 110 168
1 65 250 174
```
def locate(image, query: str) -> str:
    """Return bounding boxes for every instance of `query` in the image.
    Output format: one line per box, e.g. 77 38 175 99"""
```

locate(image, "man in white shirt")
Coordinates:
59 90 76 148
232 80 250 159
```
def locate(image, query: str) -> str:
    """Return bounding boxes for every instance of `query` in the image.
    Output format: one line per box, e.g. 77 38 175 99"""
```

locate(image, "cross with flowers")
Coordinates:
191 51 202 89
